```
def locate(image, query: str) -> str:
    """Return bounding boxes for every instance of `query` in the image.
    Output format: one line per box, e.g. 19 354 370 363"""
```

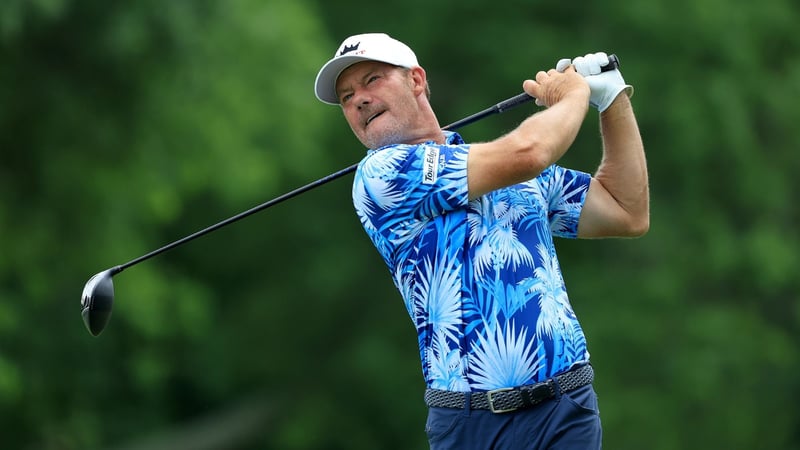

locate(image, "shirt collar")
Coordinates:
442 130 465 145
367 131 465 154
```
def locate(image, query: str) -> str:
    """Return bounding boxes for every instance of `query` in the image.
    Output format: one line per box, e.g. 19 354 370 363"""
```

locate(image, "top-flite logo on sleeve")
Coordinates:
422 147 440 185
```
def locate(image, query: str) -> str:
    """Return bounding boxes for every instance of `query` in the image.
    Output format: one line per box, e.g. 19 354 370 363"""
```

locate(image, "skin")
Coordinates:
335 60 649 239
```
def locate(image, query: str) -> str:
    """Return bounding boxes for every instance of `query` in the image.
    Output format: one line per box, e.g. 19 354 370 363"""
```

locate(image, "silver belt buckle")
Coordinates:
486 387 516 413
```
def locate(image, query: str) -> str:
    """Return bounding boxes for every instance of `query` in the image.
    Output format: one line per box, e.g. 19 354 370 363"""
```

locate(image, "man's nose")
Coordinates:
354 91 371 109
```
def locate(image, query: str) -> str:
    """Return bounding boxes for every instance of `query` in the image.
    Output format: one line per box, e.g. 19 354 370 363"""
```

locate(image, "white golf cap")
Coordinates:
314 33 419 105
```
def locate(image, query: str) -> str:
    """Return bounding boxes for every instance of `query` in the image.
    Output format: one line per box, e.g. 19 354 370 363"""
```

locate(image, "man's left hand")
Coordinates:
557 52 633 112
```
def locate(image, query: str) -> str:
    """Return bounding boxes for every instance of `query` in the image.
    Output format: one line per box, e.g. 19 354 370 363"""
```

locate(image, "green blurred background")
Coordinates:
1 0 798 448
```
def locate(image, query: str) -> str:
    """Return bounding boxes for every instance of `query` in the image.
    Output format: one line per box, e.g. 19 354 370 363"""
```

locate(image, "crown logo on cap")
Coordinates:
339 42 360 56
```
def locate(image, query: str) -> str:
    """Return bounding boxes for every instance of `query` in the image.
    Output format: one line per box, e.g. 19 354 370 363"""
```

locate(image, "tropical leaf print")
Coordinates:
359 147 409 209
466 277 533 334
352 176 377 233
543 166 589 236
524 244 574 340
392 262 417 319
562 320 588 368
416 253 462 346
470 319 545 390
428 329 470 391
468 194 534 281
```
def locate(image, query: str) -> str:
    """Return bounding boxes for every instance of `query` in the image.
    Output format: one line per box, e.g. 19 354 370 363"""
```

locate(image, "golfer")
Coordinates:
314 33 648 450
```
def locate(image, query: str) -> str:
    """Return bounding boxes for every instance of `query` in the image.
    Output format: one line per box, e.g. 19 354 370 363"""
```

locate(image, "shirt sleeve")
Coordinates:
540 164 592 238
358 142 470 221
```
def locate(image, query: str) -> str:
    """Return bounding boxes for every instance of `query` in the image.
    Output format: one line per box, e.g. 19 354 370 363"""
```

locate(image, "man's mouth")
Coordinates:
365 111 385 127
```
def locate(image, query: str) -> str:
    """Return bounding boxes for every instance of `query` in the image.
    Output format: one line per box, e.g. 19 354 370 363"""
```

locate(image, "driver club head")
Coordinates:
81 269 116 336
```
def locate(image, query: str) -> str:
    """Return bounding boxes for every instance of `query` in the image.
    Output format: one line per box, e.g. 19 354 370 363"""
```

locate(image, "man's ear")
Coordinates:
409 66 427 96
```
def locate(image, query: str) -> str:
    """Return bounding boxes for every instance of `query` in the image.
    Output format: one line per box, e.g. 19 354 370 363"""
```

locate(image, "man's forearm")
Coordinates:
519 91 590 167
595 95 649 227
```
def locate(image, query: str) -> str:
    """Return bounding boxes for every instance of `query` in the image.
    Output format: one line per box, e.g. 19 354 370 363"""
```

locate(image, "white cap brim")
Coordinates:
314 56 374 105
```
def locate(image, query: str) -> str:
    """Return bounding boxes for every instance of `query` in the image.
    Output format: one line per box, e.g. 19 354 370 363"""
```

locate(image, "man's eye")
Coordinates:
341 93 353 103
367 75 380 83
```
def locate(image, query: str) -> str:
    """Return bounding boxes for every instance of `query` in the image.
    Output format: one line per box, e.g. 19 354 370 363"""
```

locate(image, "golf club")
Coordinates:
81 55 620 336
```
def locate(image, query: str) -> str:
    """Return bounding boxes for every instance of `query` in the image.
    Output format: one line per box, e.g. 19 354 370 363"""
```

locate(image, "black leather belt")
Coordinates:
424 364 594 414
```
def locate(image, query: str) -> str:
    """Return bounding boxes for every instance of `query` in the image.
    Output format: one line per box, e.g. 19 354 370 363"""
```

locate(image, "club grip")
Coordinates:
601 54 620 72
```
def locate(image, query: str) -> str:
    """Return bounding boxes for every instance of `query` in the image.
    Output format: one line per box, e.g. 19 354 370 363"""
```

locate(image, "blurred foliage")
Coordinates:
0 0 798 448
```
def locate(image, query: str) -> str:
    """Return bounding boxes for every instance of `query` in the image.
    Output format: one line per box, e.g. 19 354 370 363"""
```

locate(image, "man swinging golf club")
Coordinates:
77 37 625 337
315 33 649 449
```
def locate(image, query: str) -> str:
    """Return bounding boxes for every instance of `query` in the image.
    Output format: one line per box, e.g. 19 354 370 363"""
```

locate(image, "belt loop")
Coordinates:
551 377 563 400
463 392 472 416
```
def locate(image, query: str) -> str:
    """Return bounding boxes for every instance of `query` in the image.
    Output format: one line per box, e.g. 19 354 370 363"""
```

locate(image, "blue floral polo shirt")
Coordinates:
353 131 592 391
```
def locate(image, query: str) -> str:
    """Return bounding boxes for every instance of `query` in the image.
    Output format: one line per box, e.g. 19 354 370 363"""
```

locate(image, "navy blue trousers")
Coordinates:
424 384 602 450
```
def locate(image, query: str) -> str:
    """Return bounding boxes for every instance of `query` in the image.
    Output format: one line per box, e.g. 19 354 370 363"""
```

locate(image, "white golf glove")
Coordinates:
556 52 633 112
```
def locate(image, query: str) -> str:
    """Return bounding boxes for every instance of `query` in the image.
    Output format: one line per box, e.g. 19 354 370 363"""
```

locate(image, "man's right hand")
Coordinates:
523 65 590 109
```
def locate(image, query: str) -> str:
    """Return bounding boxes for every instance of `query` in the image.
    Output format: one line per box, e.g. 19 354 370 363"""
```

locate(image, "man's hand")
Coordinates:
523 65 590 109
557 52 633 112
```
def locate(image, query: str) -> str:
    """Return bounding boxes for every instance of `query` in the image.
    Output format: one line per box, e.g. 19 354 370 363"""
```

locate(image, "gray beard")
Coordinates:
364 121 413 149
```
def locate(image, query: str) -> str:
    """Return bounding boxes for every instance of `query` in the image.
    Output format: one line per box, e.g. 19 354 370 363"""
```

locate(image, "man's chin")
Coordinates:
367 137 400 150
365 130 409 150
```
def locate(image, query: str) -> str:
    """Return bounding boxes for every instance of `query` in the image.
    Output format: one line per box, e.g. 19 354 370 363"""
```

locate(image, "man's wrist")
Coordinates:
599 90 633 117
564 86 591 108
